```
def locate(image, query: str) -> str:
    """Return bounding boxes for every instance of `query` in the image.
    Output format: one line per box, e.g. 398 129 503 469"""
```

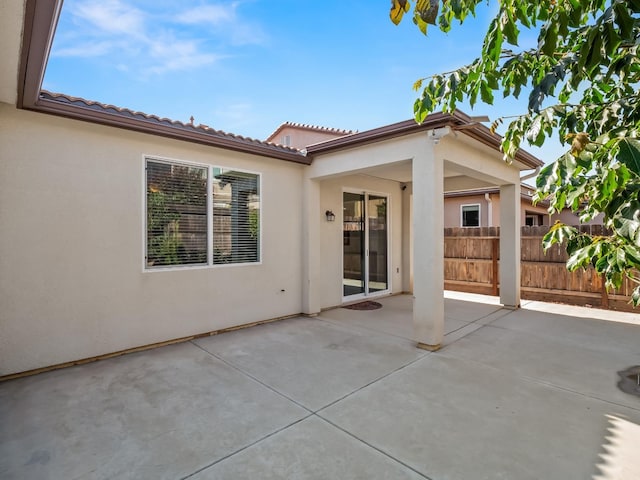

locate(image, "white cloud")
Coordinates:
50 0 267 75
70 0 145 36
174 2 267 46
146 37 222 74
176 4 235 26
54 41 114 57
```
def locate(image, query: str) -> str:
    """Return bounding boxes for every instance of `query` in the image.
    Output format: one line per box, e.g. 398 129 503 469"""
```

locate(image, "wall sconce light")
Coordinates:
325 210 336 222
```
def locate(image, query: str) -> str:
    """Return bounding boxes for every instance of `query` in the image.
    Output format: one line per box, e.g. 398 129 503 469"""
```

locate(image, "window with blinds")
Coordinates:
145 158 260 269
212 168 260 264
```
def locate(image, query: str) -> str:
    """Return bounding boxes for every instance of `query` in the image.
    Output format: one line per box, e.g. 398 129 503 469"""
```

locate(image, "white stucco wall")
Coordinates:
318 175 404 309
0 104 305 375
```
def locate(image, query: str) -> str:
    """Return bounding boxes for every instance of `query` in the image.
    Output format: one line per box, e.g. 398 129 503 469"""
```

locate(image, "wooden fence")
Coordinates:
444 226 638 312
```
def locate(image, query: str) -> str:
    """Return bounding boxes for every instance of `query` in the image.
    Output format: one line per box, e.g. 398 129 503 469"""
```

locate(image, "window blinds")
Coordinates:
146 159 260 269
146 160 208 267
212 168 260 265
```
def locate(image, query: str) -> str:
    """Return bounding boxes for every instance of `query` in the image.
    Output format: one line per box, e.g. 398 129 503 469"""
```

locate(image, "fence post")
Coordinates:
601 274 609 309
492 237 499 296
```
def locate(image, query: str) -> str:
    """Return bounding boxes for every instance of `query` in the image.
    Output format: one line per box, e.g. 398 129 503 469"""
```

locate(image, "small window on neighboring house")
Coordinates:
461 204 480 227
145 158 260 269
282 135 291 147
525 213 543 226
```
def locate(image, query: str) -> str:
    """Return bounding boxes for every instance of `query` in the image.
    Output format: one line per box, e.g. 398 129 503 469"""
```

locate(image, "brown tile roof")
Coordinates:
37 91 309 164
265 121 355 144
305 112 544 170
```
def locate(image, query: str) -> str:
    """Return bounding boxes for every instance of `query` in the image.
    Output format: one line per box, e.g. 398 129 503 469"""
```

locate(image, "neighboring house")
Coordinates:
551 208 605 226
265 122 354 149
0 1 543 377
444 184 550 228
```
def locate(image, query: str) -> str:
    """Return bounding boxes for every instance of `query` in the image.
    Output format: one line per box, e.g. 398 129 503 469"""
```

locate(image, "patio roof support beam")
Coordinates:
302 178 321 315
412 133 444 350
499 183 521 307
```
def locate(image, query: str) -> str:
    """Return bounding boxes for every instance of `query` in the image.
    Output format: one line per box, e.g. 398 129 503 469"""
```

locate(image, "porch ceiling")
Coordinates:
338 160 497 192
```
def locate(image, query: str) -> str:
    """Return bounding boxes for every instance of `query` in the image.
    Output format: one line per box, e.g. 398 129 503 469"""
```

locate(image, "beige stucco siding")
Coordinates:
0 104 305 375
319 175 404 308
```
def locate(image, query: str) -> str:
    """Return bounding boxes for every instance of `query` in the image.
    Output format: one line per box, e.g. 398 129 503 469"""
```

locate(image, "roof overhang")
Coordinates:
306 111 543 171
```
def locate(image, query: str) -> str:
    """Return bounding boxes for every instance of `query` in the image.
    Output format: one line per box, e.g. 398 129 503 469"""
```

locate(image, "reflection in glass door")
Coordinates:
343 193 365 297
343 192 388 298
368 195 388 293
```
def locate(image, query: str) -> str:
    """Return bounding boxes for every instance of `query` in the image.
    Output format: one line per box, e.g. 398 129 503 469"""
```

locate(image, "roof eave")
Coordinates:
17 0 61 109
31 97 310 164
306 111 543 170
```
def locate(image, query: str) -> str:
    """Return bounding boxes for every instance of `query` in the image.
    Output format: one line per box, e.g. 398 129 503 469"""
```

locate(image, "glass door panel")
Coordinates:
367 195 388 293
343 192 365 297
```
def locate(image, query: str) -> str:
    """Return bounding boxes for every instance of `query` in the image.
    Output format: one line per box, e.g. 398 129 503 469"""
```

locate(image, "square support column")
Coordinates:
499 183 521 308
412 135 444 350
302 178 321 315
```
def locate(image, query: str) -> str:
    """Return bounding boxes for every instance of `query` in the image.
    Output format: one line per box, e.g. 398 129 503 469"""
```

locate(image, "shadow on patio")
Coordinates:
1 293 639 479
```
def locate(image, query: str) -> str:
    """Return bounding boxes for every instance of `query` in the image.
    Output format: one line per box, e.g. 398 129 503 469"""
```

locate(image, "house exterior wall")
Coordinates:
443 194 490 227
443 194 549 227
0 104 305 376
551 210 605 226
318 175 404 308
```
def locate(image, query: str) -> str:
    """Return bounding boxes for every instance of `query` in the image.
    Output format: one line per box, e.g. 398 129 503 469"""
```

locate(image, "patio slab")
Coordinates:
319 294 507 341
0 342 308 480
190 416 424 479
438 321 640 407
320 353 640 480
194 316 426 411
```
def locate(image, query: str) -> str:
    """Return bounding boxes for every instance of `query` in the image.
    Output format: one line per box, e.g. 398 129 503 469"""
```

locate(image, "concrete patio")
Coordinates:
1 292 639 480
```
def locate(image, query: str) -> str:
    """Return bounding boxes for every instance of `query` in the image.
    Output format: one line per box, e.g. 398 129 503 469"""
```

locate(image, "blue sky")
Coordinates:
44 0 564 163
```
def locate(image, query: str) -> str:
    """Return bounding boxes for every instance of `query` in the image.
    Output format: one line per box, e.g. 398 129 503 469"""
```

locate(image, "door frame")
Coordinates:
341 188 392 302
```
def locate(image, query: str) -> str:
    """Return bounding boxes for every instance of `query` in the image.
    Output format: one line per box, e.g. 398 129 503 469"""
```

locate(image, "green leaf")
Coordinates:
567 245 595 271
617 138 640 175
632 286 640 306
542 222 577 251
539 21 558 57
480 80 494 104
501 9 519 45
612 199 640 247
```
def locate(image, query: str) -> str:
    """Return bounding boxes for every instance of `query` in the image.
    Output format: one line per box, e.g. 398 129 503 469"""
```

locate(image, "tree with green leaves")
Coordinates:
391 0 640 304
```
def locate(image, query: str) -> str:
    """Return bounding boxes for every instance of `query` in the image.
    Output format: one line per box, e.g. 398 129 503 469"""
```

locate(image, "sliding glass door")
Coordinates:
343 193 365 297
343 191 389 298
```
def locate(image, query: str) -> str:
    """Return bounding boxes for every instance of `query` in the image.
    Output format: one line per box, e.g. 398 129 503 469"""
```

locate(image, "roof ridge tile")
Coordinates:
281 121 355 135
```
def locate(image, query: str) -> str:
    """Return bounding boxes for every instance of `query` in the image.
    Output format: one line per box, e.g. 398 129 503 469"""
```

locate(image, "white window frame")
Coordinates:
143 155 262 272
460 203 481 227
